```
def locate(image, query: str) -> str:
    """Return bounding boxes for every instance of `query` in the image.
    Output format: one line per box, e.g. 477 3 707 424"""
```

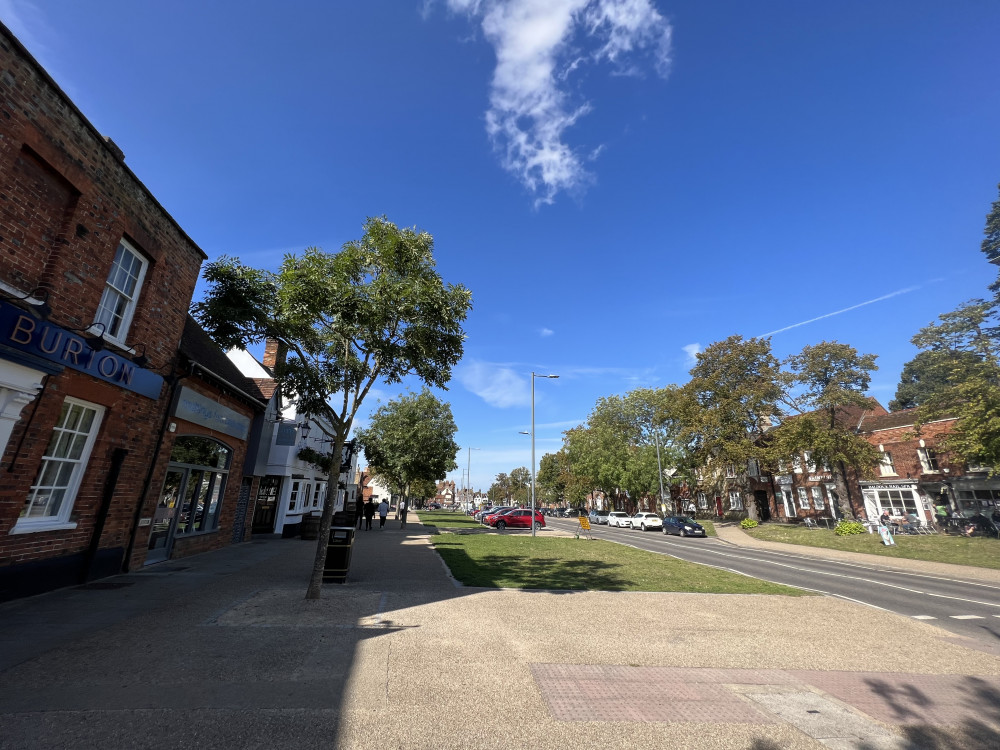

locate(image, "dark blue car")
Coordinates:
662 515 707 537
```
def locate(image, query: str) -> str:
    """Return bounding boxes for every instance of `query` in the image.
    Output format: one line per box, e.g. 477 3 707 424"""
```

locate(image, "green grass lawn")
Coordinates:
414 509 484 531
430 533 808 594
745 523 1000 569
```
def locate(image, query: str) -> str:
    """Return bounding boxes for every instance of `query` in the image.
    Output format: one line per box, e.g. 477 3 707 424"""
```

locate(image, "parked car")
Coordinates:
588 510 609 525
662 515 707 537
607 511 631 528
492 509 545 531
630 512 663 531
477 506 510 523
428 502 442 510
482 507 514 525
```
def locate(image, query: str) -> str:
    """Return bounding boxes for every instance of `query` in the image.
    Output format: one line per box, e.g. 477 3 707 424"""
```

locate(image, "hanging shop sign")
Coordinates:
0 301 163 399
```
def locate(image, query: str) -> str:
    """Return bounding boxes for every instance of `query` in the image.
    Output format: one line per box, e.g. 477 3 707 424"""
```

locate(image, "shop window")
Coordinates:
918 448 939 473
17 398 104 531
312 483 323 508
797 487 810 511
95 238 148 342
169 436 231 536
811 486 825 510
289 481 301 511
878 451 896 476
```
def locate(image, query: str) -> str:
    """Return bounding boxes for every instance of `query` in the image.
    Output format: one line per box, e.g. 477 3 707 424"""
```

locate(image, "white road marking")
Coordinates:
912 615 937 620
950 615 985 620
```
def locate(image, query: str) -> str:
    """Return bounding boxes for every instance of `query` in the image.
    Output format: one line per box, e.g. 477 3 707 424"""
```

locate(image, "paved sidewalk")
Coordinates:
713 522 1000 583
1 513 998 749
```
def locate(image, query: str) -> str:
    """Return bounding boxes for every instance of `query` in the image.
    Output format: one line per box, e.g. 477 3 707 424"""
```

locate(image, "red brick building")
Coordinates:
856 410 1000 523
0 24 263 600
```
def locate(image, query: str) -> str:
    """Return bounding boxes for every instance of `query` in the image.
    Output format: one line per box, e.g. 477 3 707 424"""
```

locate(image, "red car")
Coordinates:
491 509 545 531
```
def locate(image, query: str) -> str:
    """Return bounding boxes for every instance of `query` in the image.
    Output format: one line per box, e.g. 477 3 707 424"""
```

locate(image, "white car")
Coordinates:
607 511 631 528
630 512 663 531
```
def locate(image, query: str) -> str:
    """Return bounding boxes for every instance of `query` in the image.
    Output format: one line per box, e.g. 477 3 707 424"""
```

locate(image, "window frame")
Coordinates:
878 451 896 477
811 486 825 510
728 490 743 510
917 447 939 473
13 397 105 534
94 237 149 345
797 486 810 511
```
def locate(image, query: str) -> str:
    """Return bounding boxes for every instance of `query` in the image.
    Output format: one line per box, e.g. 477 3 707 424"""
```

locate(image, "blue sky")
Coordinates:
5 1 999 492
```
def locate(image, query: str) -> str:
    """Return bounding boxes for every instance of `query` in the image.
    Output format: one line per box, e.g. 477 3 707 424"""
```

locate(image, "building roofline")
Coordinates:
0 22 207 260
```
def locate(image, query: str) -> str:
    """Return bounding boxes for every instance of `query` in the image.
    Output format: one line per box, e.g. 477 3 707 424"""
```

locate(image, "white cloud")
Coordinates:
682 343 701 363
458 360 532 407
540 327 554 336
446 0 672 206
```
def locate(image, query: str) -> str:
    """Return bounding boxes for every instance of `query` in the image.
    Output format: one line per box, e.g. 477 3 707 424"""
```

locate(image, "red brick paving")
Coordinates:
532 664 1000 728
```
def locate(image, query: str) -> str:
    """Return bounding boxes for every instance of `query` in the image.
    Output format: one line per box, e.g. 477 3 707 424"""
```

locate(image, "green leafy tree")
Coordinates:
889 349 981 411
910 298 1000 472
192 216 472 599
678 336 784 509
775 342 882 519
983 182 1000 295
488 473 511 504
409 477 439 508
509 466 531 506
354 387 460 510
535 450 567 506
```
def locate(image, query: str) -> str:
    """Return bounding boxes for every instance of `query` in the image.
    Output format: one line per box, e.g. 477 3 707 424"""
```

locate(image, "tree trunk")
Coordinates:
305 429 348 600
831 462 855 522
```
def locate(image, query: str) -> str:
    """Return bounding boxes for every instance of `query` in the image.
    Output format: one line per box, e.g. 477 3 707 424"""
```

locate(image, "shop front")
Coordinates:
860 481 930 525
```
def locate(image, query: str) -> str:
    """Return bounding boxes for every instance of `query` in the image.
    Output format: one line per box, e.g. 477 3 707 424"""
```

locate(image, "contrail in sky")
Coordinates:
760 286 920 337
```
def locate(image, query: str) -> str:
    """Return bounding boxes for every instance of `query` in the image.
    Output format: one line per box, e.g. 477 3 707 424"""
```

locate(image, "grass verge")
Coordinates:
415 509 484 531
745 523 1000 570
430 533 808 594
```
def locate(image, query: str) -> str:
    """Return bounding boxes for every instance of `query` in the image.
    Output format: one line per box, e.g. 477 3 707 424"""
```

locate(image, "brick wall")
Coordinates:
0 27 205 595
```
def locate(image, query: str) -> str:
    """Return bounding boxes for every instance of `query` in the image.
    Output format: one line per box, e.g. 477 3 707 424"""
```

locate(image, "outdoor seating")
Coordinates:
803 518 821 530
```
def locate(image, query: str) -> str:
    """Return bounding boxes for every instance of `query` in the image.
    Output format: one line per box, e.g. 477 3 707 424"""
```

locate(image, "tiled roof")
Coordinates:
860 408 957 432
251 377 278 399
179 315 268 408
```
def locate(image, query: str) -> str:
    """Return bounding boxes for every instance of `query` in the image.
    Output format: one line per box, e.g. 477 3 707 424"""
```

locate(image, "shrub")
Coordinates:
740 518 759 529
835 521 866 536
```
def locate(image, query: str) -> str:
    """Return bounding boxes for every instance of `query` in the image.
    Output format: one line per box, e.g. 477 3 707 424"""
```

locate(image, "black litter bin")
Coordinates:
323 526 356 583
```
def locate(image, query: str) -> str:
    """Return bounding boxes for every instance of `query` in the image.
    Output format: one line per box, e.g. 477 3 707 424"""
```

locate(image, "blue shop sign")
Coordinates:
174 386 250 440
0 301 163 399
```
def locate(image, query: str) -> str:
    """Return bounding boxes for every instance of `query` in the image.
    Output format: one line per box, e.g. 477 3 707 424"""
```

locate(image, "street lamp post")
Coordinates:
466 446 480 511
653 426 665 514
529 372 559 537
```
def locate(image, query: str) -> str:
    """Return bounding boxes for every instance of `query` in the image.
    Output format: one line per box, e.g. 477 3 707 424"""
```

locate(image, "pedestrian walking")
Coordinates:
378 499 389 529
364 499 375 531
400 499 408 528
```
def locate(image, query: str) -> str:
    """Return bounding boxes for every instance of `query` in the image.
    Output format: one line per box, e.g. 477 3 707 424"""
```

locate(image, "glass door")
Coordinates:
146 468 186 565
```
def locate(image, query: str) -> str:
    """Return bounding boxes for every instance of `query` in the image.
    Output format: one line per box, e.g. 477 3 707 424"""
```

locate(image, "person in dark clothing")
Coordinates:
363 499 375 530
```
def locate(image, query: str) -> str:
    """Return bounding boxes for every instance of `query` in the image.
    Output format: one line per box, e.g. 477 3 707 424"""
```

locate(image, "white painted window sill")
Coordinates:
10 520 78 535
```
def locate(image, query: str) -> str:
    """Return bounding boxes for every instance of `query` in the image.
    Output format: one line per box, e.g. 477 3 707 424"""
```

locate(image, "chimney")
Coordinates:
263 338 286 370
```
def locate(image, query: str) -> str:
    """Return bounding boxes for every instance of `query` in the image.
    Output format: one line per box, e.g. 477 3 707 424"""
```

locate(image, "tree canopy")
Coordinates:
354 387 460 501
192 216 472 599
